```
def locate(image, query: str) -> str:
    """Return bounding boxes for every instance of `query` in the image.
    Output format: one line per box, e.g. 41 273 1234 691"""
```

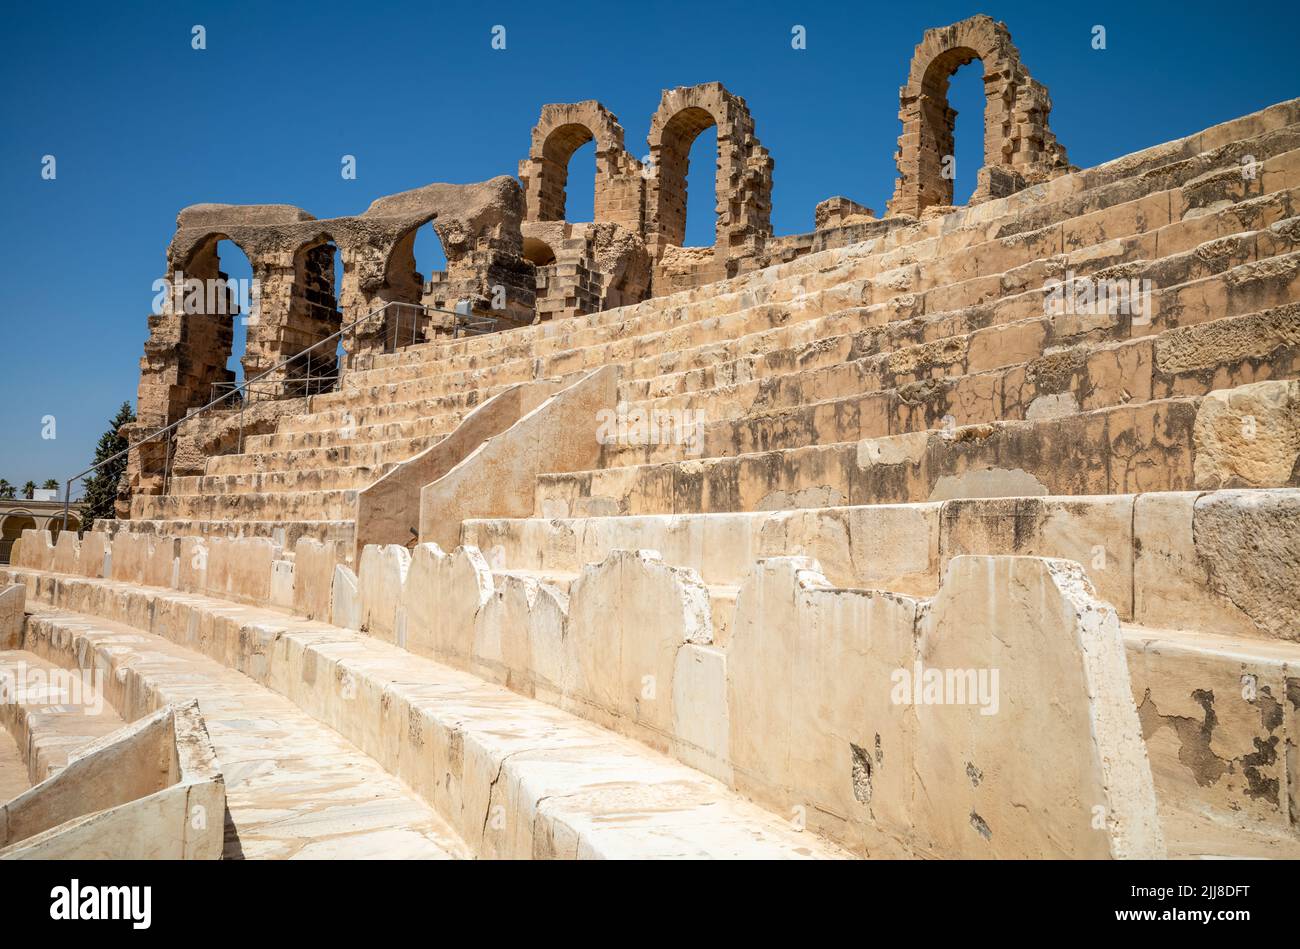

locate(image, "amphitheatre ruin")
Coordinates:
2 14 1298 861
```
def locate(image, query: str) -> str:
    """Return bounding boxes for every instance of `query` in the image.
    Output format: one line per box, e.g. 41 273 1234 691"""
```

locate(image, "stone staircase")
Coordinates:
16 96 1297 859
115 98 1300 561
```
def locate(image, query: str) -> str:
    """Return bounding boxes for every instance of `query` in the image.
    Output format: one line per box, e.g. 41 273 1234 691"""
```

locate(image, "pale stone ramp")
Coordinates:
19 604 468 860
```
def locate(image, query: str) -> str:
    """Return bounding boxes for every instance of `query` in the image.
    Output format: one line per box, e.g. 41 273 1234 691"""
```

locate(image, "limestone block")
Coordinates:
1132 491 1269 639
176 537 208 593
1190 489 1299 640
938 495 1135 619
77 533 109 579
291 538 336 620
913 556 1163 859
1125 627 1296 836
564 549 712 751
672 643 731 784
0 584 23 650
206 537 278 605
471 572 567 699
142 536 176 588
1193 380 1300 489
109 532 148 584
17 530 55 572
730 557 918 855
51 532 80 574
330 564 361 631
357 544 411 644
270 559 295 610
402 543 492 664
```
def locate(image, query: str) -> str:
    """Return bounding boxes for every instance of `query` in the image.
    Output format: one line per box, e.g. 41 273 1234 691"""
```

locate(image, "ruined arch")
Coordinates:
172 231 250 404
283 232 345 394
887 15 1071 218
645 83 772 256
522 236 557 266
380 215 440 350
519 101 645 233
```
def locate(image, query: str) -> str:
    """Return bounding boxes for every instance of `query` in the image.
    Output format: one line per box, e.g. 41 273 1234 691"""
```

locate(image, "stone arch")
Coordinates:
170 231 253 405
280 232 346 394
887 15 1071 218
0 511 36 564
379 214 440 350
519 101 645 233
44 512 78 540
522 236 557 266
646 82 772 256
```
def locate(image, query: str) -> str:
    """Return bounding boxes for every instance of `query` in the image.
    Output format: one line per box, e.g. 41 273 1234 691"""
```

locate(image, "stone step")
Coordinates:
535 383 1300 518
171 462 398 498
107 518 356 554
617 190 1300 406
0 649 125 785
245 413 458 453
266 387 486 439
462 488 1300 642
19 605 468 859
8 571 848 859
601 303 1300 468
343 118 1300 383
132 488 359 524
330 149 1300 413
206 435 436 477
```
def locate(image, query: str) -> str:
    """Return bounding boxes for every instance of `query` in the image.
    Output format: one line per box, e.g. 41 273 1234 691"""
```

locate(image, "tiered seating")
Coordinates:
17 97 1296 859
119 99 1300 559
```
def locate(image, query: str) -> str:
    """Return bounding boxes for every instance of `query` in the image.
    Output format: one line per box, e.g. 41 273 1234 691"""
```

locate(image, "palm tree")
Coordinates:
0 480 13 500
21 481 36 500
42 479 59 491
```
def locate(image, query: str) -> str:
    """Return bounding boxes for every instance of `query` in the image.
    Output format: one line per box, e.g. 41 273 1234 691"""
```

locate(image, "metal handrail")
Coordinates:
59 298 496 531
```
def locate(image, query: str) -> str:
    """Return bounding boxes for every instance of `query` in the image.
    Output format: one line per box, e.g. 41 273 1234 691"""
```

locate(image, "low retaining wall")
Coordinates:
0 701 224 860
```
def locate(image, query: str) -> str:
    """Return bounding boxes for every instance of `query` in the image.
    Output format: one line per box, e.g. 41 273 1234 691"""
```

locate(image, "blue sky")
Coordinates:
2 0 1297 488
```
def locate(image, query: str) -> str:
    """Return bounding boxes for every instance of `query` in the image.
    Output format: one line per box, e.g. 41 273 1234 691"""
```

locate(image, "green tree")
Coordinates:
42 479 59 491
21 481 36 500
0 480 13 500
79 402 136 532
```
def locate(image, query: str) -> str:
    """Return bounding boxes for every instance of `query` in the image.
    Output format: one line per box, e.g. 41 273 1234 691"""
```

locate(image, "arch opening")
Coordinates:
682 124 719 248
0 513 36 564
522 237 557 267
177 234 251 410
285 235 344 397
537 122 597 222
944 55 987 206
655 105 719 249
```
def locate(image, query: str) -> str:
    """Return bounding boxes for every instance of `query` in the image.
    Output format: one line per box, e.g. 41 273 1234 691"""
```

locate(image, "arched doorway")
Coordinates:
0 512 36 564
